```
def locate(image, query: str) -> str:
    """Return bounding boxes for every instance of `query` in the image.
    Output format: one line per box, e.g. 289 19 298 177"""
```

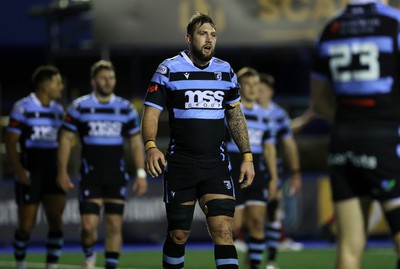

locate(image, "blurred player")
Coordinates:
257 73 303 268
226 67 278 269
57 60 147 269
6 65 65 269
311 0 400 268
142 13 255 269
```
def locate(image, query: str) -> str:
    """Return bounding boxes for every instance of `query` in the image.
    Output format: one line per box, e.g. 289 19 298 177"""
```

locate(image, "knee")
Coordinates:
106 220 122 236
248 217 265 234
209 219 233 243
340 234 365 255
169 230 190 245
81 220 97 236
19 221 35 234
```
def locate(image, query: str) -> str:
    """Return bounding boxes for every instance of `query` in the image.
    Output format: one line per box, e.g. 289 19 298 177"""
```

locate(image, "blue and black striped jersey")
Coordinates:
265 102 292 143
62 93 140 165
144 50 241 160
7 93 63 151
312 1 400 123
226 103 273 155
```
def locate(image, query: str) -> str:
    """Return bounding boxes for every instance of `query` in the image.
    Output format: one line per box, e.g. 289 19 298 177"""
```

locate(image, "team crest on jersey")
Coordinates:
214 72 222 81
223 180 232 190
156 64 168 75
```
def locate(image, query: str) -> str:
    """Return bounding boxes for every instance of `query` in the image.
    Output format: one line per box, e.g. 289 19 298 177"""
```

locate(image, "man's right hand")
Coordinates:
16 167 31 186
145 148 166 178
57 172 74 192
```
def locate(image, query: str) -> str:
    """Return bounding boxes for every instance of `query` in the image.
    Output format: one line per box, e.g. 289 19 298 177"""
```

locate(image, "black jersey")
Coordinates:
312 1 400 123
144 50 241 161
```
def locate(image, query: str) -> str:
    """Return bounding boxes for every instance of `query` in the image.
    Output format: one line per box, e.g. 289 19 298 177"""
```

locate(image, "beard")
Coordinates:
95 81 114 97
191 43 215 63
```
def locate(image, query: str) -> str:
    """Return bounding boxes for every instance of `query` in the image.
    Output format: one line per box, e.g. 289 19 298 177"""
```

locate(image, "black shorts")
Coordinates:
15 165 65 205
79 181 127 201
163 155 234 204
329 123 400 202
229 152 268 207
80 156 129 185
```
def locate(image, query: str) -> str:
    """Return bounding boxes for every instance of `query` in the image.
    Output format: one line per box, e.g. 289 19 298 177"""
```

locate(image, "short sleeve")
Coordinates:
311 33 330 82
62 103 80 132
225 68 241 108
144 63 170 111
124 104 140 135
7 102 27 134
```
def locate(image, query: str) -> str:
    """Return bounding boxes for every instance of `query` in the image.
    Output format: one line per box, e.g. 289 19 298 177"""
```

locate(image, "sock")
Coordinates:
162 235 185 269
105 251 120 269
14 230 29 262
248 237 265 269
266 221 281 262
81 243 95 259
397 259 400 269
214 245 238 269
46 231 64 264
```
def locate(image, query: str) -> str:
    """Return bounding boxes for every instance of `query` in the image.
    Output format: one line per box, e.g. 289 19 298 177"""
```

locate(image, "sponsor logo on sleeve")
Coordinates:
156 64 168 75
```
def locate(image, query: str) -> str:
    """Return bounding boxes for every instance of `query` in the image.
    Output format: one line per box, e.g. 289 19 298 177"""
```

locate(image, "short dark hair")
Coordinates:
90 60 114 79
236 67 259 83
32 65 60 90
259 73 275 88
186 12 216 36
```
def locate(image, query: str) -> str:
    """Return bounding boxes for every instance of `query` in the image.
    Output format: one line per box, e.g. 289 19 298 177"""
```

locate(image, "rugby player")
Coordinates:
6 65 65 269
311 0 400 268
226 67 278 269
258 73 302 269
57 60 147 269
142 13 255 269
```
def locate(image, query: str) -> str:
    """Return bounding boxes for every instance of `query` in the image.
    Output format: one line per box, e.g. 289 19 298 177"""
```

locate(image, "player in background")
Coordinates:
6 65 65 269
142 13 255 269
226 67 278 269
311 1 400 268
257 73 303 268
57 60 147 269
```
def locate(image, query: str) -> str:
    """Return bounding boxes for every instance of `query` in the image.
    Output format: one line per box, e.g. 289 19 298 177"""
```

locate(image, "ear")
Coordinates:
185 34 191 46
90 78 95 89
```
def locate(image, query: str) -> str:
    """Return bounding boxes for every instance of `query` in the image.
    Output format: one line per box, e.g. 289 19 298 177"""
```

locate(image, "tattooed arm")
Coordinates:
226 105 255 188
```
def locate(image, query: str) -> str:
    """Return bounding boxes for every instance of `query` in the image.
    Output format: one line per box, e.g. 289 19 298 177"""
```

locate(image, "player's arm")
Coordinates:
57 129 75 191
142 105 166 178
263 141 278 201
290 109 316 133
225 105 255 188
128 133 147 197
311 76 335 123
281 136 302 194
5 131 30 186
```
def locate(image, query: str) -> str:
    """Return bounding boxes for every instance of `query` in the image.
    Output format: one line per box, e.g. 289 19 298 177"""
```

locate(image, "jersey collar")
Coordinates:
91 92 116 104
30 92 55 108
180 50 214 69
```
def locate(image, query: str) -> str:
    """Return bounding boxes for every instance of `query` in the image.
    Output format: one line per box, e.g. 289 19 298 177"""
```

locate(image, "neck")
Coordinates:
35 91 51 106
259 100 270 109
94 91 112 103
242 99 254 109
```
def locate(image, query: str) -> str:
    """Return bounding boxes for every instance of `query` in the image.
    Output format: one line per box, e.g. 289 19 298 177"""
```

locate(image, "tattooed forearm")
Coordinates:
226 105 251 153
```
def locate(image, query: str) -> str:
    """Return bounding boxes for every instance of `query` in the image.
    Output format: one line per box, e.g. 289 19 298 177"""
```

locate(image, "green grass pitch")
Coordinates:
0 247 396 269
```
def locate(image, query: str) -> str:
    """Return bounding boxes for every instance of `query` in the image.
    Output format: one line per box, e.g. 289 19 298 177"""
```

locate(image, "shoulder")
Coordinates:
71 94 91 108
114 96 133 108
52 101 64 113
212 57 232 71
375 3 400 21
